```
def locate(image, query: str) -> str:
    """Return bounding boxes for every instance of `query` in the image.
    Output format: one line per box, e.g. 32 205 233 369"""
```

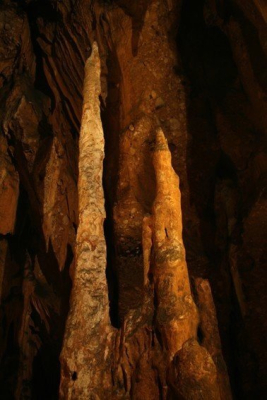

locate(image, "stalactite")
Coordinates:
60 42 113 399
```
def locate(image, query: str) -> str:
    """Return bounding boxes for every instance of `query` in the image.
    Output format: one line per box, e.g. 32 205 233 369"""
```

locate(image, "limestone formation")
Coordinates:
195 278 232 400
143 128 199 359
172 339 221 400
60 43 112 399
142 128 228 398
0 0 266 399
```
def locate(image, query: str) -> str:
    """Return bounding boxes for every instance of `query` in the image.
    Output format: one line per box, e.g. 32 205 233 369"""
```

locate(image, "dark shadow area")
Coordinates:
32 245 73 400
177 0 247 398
0 37 73 400
24 0 81 137
230 2 267 95
100 41 122 328
0 178 73 399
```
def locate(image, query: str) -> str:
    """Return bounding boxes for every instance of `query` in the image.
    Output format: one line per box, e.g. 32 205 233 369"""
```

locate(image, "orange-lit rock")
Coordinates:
172 339 221 400
60 43 112 399
144 128 199 359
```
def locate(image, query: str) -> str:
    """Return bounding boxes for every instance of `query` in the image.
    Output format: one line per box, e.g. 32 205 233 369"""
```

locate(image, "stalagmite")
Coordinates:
143 128 223 398
195 278 232 400
143 127 199 358
60 42 112 399
172 339 221 400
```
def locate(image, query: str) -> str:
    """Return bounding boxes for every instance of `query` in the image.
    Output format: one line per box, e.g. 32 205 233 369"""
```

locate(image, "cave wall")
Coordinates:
0 0 266 399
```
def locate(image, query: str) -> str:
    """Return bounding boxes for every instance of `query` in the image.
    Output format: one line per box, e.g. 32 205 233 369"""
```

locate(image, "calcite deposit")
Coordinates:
0 0 266 399
60 43 112 399
143 128 199 358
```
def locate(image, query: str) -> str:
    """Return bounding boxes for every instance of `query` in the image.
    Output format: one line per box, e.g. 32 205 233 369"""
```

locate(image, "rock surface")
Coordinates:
0 0 266 399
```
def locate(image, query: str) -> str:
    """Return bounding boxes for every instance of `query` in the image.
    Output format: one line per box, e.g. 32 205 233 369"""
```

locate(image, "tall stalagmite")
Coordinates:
145 128 199 358
60 43 112 399
143 128 224 399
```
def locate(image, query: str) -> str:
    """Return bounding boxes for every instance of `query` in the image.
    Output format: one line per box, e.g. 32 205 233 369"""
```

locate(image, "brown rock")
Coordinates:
172 339 221 400
0 136 19 235
195 278 232 400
